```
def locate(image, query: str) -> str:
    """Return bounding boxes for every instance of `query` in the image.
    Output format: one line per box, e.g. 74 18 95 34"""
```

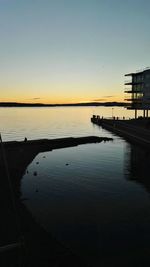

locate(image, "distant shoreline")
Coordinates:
0 102 127 107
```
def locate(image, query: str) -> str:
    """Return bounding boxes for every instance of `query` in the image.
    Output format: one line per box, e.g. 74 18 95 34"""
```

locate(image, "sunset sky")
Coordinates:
0 0 150 104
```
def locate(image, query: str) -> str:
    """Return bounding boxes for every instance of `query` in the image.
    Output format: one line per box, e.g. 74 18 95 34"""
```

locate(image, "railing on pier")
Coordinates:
91 115 131 121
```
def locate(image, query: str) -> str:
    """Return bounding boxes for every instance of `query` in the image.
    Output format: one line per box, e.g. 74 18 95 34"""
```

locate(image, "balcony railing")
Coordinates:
125 98 143 102
124 89 143 93
124 81 143 85
124 90 132 93
124 80 132 84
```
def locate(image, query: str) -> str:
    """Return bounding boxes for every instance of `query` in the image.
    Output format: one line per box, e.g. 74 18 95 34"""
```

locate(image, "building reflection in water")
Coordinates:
125 143 150 194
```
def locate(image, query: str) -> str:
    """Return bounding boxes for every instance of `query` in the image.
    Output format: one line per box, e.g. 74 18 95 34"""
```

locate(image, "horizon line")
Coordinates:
0 101 127 107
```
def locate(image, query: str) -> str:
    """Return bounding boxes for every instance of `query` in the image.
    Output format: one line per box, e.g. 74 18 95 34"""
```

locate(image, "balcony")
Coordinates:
124 89 143 93
124 81 143 85
127 105 142 110
124 80 132 85
124 98 143 102
125 73 135 77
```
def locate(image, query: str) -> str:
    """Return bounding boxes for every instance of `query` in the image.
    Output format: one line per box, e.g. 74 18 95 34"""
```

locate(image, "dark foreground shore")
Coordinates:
0 136 112 267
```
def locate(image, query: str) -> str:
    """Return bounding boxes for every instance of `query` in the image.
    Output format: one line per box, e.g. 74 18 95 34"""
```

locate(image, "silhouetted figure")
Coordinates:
24 137 27 142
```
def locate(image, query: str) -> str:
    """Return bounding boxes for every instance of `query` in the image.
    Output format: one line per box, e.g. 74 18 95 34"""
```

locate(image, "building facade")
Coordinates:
125 68 150 118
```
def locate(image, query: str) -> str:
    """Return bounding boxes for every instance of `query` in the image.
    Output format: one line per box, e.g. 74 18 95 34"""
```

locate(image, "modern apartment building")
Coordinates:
125 68 150 118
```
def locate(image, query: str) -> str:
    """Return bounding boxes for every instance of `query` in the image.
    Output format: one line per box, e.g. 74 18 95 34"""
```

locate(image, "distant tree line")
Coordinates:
0 102 128 107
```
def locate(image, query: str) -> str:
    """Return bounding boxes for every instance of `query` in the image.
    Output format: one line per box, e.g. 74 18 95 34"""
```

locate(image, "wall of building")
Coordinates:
143 70 150 108
125 69 150 111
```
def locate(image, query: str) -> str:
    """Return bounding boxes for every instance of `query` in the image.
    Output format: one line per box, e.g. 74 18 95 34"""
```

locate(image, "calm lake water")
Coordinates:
0 106 141 141
1 107 150 266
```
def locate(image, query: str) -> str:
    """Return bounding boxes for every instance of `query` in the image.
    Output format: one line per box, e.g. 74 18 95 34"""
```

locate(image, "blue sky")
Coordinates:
0 0 150 103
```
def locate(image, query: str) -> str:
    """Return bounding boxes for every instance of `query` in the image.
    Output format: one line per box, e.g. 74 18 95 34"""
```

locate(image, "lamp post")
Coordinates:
112 108 114 118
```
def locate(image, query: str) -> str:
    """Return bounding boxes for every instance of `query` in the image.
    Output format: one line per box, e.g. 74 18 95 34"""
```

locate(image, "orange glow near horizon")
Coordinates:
0 94 124 104
0 84 124 104
0 75 125 104
1 1 149 110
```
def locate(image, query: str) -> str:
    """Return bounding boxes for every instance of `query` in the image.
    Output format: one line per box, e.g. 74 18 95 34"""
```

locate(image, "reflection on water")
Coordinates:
125 144 150 195
0 106 141 141
1 106 150 265
22 140 150 266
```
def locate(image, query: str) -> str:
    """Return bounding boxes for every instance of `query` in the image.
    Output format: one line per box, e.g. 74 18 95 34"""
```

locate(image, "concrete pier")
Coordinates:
91 115 150 147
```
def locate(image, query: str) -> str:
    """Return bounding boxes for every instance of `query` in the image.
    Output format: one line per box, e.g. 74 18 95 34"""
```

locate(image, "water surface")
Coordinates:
0 106 139 141
1 106 150 265
21 139 150 265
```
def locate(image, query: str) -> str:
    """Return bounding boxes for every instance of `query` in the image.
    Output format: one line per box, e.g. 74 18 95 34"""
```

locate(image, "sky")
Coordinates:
0 0 150 104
